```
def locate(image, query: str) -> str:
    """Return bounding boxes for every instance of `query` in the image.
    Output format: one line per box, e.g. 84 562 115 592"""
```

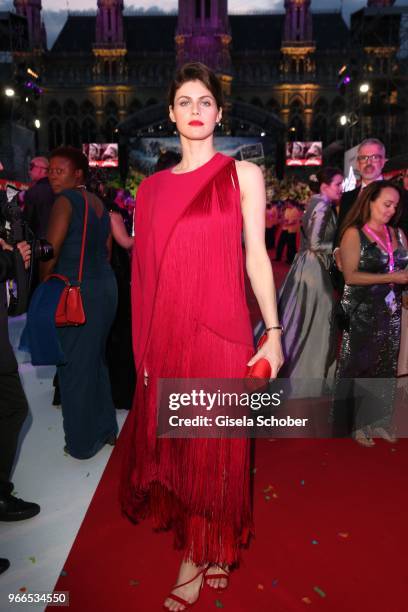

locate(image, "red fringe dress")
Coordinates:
120 153 254 566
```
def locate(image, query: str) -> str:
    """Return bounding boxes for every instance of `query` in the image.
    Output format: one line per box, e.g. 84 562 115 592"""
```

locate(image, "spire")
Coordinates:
283 0 313 44
14 0 45 50
176 0 231 74
93 0 127 84
95 0 124 46
280 0 316 84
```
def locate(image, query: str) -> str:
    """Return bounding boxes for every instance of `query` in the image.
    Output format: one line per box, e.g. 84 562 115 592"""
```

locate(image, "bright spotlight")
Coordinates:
339 115 348 126
34 119 41 129
5 88 15 97
359 83 370 94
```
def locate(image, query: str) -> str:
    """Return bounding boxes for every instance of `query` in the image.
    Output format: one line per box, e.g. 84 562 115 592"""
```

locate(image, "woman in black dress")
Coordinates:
334 181 408 446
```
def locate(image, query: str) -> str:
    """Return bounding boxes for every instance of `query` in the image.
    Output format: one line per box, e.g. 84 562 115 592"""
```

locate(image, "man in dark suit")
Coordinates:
23 157 55 240
334 139 386 266
0 235 40 575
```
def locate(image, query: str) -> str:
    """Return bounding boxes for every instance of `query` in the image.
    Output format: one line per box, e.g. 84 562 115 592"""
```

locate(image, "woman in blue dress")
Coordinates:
41 147 118 459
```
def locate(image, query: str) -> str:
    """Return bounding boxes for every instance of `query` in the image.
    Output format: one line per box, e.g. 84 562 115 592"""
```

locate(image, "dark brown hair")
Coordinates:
50 146 89 179
315 167 343 188
339 180 402 242
168 62 224 109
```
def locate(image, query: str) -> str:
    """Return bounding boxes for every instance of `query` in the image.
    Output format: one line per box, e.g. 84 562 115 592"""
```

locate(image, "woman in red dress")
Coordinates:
120 63 284 611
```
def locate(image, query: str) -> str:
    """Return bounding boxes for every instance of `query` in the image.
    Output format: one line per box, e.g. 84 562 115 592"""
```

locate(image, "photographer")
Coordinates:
0 237 40 575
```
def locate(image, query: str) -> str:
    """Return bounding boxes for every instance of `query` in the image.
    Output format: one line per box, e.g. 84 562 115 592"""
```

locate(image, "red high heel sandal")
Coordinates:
205 565 230 591
164 566 208 610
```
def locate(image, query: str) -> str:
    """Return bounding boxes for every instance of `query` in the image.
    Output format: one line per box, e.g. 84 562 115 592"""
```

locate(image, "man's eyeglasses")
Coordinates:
356 154 384 163
30 163 48 171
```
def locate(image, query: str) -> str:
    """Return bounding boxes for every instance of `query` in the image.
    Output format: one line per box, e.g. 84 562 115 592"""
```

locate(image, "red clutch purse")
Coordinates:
245 332 271 379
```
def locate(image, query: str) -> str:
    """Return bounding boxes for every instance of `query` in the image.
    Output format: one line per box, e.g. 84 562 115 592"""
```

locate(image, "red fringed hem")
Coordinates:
121 480 254 568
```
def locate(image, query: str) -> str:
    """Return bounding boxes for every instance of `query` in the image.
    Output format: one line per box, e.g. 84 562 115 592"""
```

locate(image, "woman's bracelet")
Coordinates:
265 325 284 334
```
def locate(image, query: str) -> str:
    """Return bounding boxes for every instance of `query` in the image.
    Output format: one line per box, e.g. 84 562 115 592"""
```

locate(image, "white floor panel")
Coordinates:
0 316 128 610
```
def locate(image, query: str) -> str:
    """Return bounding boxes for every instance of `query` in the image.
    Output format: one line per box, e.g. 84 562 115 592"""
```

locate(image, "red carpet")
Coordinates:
51 434 408 611
50 258 408 611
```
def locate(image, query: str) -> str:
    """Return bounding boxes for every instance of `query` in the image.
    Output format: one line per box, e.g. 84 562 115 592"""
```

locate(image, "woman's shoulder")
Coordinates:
306 195 332 219
235 160 263 189
309 194 330 209
235 159 263 175
341 225 360 243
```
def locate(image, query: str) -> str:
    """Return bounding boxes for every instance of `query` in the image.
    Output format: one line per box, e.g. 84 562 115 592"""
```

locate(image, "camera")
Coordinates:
0 186 54 260
0 187 54 315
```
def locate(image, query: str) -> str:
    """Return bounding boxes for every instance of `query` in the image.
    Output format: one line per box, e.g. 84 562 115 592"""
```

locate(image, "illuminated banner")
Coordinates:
82 143 118 167
286 141 322 167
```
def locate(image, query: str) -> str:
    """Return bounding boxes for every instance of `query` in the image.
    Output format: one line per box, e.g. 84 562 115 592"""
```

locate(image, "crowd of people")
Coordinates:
0 62 407 609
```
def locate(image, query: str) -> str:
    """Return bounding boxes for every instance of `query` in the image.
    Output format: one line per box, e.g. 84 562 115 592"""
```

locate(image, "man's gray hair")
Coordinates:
357 138 386 156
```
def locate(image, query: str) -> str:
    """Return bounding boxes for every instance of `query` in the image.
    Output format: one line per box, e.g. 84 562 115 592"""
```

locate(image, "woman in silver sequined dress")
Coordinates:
278 168 343 382
334 181 408 447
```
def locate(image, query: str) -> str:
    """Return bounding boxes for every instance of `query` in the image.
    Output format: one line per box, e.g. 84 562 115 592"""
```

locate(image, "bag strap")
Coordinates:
77 190 89 284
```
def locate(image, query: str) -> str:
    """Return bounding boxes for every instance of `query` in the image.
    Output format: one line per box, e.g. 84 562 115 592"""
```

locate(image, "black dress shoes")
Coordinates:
0 494 40 522
0 558 10 575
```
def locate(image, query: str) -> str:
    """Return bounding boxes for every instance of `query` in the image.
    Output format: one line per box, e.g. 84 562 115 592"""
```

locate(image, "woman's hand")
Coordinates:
390 270 408 285
402 292 408 310
247 332 284 379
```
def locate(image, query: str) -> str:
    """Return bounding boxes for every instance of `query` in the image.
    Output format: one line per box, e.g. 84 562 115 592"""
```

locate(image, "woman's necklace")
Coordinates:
363 223 394 272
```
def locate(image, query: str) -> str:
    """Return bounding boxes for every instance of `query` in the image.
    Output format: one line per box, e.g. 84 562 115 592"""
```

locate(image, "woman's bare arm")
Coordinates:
39 196 72 280
237 160 284 377
341 227 408 286
110 212 134 250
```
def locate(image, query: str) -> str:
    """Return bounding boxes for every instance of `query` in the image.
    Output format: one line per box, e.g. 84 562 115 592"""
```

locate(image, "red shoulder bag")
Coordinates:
48 191 89 327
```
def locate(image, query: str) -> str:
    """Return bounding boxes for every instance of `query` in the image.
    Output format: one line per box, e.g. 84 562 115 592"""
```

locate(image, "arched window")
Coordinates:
80 100 95 117
105 100 119 119
48 118 63 150
289 116 304 141
63 99 78 117
313 97 328 116
311 115 328 142
289 99 304 141
104 117 118 143
312 98 329 143
266 98 280 116
128 98 142 115
47 100 61 117
81 117 97 143
65 118 81 147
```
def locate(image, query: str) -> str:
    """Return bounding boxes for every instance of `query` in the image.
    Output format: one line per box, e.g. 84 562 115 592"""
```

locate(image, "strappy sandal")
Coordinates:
164 566 208 610
353 429 375 447
205 564 230 591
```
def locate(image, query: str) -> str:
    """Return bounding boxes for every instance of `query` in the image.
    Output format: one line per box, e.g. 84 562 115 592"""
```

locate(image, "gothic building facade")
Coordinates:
11 0 407 156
